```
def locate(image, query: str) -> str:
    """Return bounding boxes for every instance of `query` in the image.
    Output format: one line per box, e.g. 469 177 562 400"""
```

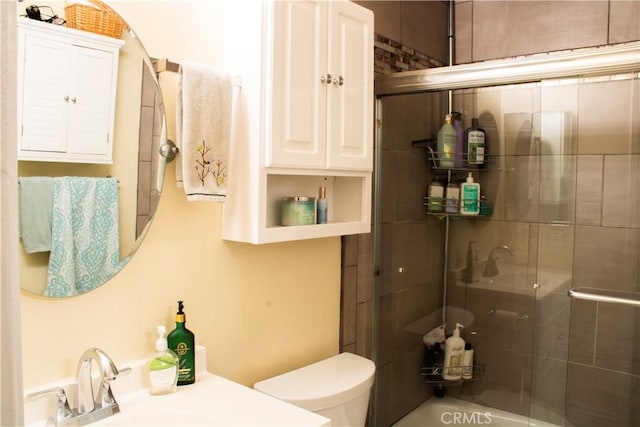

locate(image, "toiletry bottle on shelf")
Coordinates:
437 114 456 168
453 112 464 168
462 343 474 380
460 172 480 216
148 325 179 395
445 182 460 214
427 181 444 213
167 300 196 385
464 118 486 168
463 241 475 284
317 186 327 224
443 323 465 380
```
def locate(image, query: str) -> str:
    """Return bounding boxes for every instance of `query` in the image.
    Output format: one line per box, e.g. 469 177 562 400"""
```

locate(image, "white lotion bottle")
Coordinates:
443 323 465 380
460 172 480 215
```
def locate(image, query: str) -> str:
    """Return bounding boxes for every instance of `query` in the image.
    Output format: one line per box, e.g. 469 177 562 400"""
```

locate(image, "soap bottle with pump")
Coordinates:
460 172 480 216
443 323 465 380
437 114 456 168
167 300 196 385
148 325 179 395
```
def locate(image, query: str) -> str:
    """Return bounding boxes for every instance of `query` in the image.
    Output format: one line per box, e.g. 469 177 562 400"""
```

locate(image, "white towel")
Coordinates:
176 61 233 202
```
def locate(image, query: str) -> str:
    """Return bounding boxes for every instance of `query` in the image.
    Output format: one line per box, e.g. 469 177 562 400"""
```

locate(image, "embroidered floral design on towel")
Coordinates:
195 139 227 187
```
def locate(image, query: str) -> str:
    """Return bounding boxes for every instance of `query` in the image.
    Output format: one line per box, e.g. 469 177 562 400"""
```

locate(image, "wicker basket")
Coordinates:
64 0 124 39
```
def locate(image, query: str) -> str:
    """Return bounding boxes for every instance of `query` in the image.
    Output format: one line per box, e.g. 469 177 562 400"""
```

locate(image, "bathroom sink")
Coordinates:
94 373 330 426
25 346 330 427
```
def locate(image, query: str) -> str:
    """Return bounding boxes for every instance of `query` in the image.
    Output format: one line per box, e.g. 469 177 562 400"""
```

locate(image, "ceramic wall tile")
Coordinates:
578 79 636 155
402 1 449 65
602 154 640 228
574 225 640 292
609 0 640 43
568 299 597 365
566 362 640 426
595 303 640 375
472 1 608 61
575 155 603 226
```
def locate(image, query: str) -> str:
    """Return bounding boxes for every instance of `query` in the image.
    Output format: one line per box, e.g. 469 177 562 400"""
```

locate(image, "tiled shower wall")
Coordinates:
446 75 640 426
340 1 639 426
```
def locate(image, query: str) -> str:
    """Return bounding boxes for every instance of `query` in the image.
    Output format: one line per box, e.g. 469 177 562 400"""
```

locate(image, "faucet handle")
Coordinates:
96 366 131 408
28 387 74 424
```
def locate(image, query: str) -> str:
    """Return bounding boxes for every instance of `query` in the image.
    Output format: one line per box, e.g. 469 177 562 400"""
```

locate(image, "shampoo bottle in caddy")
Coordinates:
437 114 456 168
462 343 474 380
464 117 486 168
443 323 465 380
168 300 196 385
460 172 480 215
148 325 178 395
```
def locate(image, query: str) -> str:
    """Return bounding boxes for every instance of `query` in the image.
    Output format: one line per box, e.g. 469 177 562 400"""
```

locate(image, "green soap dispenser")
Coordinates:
167 300 196 385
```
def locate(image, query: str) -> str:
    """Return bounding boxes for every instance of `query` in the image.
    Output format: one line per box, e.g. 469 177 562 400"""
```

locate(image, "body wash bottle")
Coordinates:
316 186 327 224
437 114 456 168
149 325 178 395
168 300 196 385
464 118 486 168
462 343 474 380
460 172 480 216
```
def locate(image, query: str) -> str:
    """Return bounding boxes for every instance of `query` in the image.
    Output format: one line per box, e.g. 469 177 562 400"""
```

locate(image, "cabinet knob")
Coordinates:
71 97 77 103
333 75 344 86
64 96 69 102
320 73 332 84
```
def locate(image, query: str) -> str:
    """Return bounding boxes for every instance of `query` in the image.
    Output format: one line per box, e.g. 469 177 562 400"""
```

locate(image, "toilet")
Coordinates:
254 352 376 427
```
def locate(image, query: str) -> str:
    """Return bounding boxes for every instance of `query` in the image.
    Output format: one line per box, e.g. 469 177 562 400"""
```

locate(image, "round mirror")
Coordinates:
18 1 167 297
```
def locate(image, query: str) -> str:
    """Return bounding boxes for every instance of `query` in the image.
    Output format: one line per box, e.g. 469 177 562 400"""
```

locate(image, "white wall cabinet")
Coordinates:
17 19 124 164
223 0 373 244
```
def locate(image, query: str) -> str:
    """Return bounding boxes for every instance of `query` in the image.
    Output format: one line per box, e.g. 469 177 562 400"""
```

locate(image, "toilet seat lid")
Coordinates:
254 352 376 412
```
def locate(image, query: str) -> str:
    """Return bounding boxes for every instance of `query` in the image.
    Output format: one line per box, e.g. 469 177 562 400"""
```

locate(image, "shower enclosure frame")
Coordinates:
370 40 640 426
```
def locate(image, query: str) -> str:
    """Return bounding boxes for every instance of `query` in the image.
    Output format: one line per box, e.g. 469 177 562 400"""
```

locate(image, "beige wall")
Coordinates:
20 0 341 389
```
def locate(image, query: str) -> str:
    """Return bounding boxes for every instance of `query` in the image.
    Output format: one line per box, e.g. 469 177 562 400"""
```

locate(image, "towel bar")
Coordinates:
152 58 242 87
568 288 640 307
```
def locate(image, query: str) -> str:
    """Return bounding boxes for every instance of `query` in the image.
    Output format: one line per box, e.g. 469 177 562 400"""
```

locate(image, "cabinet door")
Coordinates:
326 1 373 171
268 0 327 169
20 35 70 153
66 45 114 156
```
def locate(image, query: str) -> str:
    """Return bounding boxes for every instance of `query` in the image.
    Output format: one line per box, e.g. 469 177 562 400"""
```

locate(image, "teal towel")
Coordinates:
18 177 54 253
45 177 128 297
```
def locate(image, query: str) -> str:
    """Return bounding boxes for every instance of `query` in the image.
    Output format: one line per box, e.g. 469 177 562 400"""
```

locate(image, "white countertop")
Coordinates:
25 346 330 427
95 372 330 426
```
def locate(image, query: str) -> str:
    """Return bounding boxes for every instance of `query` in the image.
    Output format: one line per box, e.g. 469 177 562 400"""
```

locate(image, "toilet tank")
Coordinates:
254 352 376 427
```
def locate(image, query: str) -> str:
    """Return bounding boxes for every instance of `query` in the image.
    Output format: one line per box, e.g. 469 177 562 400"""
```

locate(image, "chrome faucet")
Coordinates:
482 245 514 277
76 348 122 415
28 348 129 426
